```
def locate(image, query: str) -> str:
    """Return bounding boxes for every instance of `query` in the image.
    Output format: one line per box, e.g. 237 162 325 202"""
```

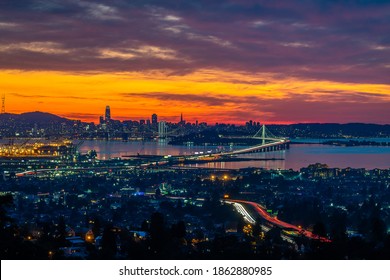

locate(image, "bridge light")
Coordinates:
223 175 228 180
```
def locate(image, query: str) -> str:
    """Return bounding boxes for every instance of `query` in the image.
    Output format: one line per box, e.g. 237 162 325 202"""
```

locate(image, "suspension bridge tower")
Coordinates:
158 121 168 138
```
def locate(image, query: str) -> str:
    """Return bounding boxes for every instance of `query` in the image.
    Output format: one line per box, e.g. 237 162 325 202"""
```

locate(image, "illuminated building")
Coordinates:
105 105 111 121
152 113 158 125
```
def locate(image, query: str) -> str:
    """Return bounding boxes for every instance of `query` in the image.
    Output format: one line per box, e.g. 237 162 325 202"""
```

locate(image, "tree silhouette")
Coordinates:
312 221 327 238
149 212 165 254
370 217 386 243
141 220 149 232
0 194 13 226
172 221 186 239
92 216 102 237
101 224 117 259
252 218 263 239
0 194 16 259
236 217 245 234
56 216 66 246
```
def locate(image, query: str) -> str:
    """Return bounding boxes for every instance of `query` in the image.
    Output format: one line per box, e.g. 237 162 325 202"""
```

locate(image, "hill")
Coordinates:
0 111 71 124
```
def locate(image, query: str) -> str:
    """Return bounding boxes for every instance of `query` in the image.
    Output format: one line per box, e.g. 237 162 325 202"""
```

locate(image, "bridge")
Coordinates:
219 124 290 156
154 123 289 157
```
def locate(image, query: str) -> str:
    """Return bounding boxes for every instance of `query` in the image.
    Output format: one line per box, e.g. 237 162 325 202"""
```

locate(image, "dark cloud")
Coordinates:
10 92 48 98
119 90 390 124
62 112 99 120
232 93 390 124
260 97 390 124
122 92 229 106
314 90 390 103
0 0 389 83
9 92 116 101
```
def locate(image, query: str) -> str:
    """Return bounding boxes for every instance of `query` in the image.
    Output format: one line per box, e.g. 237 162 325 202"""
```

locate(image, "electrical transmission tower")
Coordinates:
1 94 5 114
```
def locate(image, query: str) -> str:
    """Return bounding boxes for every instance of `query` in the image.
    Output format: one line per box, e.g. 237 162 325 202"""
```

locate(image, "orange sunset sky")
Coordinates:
0 1 389 124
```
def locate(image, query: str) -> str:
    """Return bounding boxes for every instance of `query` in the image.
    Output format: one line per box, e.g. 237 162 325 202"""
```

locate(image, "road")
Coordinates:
226 199 331 242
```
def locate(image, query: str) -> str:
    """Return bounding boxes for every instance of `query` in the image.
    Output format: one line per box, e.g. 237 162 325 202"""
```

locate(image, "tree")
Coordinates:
252 218 263 239
141 220 149 232
329 210 347 242
0 194 13 227
370 217 386 243
312 221 327 238
171 221 186 239
236 217 245 234
92 216 102 237
101 224 117 259
56 216 66 246
149 212 165 254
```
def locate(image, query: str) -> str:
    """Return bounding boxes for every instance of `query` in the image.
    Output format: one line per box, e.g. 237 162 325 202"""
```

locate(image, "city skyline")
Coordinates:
4 106 390 126
0 1 389 124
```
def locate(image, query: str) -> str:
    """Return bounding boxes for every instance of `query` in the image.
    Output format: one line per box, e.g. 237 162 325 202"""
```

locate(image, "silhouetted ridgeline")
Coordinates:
322 140 390 147
268 123 390 138
0 112 71 124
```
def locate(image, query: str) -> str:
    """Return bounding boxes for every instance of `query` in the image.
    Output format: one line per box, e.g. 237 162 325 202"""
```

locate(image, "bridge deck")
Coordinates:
220 139 289 156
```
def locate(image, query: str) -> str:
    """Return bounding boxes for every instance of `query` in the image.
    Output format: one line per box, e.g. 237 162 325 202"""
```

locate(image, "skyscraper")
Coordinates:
105 106 111 121
152 113 158 125
179 113 185 125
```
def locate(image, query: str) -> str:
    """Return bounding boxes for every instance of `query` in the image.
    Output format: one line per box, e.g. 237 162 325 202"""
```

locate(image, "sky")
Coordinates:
0 0 389 124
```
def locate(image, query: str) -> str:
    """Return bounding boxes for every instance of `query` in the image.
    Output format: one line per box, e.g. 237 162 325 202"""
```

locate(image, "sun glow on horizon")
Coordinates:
2 69 389 124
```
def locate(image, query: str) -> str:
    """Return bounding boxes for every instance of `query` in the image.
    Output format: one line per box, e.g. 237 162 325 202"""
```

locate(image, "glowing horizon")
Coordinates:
2 69 389 124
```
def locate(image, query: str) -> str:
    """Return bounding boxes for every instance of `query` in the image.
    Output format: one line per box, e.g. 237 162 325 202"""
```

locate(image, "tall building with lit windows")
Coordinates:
152 113 158 125
105 106 111 121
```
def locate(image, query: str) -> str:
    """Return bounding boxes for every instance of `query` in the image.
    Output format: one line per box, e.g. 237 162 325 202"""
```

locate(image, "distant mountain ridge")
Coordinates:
0 111 72 124
268 123 390 138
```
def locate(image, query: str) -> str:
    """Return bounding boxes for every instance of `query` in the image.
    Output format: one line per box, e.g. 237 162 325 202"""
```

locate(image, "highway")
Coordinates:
226 199 331 242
